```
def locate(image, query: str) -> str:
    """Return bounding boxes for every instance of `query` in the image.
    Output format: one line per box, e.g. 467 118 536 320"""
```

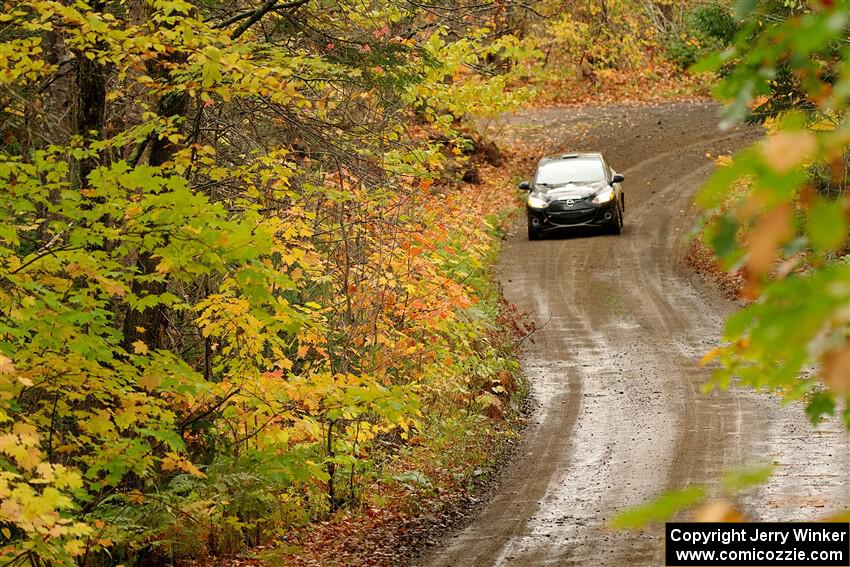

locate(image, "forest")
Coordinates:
0 0 848 565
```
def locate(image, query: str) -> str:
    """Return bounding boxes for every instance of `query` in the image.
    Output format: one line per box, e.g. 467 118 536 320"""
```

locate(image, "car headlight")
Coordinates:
592 188 614 204
527 195 548 209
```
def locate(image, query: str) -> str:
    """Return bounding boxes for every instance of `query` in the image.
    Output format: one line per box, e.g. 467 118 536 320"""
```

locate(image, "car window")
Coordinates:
535 158 606 185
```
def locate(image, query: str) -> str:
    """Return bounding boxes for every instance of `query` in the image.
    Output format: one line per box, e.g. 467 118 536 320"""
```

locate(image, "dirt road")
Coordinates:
418 102 850 566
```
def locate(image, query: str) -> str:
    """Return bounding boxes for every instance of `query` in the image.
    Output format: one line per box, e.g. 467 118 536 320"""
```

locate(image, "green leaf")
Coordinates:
610 485 706 529
805 391 836 425
201 46 222 87
721 464 774 493
705 213 740 264
807 198 847 252
393 470 433 491
137 427 185 452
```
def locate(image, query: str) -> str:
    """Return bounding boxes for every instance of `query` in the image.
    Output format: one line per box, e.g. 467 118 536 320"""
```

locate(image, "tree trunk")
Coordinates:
71 3 107 188
121 91 188 352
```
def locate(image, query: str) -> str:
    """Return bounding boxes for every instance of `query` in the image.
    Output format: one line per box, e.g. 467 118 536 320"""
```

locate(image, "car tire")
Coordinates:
609 203 623 235
528 225 542 240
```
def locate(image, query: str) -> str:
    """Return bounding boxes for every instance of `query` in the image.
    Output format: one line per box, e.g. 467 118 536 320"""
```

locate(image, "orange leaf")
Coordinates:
759 131 816 173
746 204 794 277
693 499 744 522
700 347 721 366
822 341 850 393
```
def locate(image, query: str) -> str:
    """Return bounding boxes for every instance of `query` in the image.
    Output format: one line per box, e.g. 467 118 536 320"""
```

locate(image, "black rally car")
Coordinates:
519 153 625 240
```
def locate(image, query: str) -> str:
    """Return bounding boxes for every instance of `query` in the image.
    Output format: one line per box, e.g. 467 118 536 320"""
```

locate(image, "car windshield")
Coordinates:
535 158 605 186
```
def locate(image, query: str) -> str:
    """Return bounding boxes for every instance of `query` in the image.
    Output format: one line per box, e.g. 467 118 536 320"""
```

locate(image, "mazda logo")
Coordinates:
566 199 575 207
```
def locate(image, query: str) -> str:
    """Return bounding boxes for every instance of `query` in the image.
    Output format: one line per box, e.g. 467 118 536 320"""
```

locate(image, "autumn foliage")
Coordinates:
0 0 539 562
694 1 850 424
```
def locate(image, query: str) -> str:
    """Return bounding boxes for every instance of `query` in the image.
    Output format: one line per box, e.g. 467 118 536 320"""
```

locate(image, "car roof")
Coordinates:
538 152 604 164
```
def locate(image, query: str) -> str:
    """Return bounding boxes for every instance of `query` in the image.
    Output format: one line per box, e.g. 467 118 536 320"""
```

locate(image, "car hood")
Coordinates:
535 182 607 200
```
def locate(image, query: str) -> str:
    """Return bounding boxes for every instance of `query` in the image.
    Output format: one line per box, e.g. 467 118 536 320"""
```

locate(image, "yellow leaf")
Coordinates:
64 539 87 557
132 340 148 355
700 347 721 366
138 373 160 391
155 258 172 274
12 421 37 438
124 204 142 219
178 459 206 478
98 277 125 297
161 452 178 471
0 355 14 375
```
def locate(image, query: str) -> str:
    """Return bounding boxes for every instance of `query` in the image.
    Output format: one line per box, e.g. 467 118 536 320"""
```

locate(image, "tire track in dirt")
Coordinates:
416 101 850 567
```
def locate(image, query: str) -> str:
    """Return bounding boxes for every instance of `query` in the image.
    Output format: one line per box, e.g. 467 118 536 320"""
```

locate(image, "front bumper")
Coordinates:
527 200 616 231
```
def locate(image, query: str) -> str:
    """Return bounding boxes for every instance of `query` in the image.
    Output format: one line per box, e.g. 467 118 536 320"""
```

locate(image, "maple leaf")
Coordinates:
138 374 160 391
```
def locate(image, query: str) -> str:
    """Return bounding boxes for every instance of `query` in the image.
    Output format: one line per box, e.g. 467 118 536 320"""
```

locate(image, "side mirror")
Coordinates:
518 180 531 191
612 173 625 184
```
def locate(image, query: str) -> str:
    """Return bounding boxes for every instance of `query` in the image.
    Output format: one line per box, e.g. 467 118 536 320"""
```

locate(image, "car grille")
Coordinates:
546 209 597 224
548 198 592 212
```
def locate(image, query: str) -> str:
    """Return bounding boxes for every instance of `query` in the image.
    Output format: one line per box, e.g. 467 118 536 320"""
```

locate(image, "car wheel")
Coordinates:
528 225 542 240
